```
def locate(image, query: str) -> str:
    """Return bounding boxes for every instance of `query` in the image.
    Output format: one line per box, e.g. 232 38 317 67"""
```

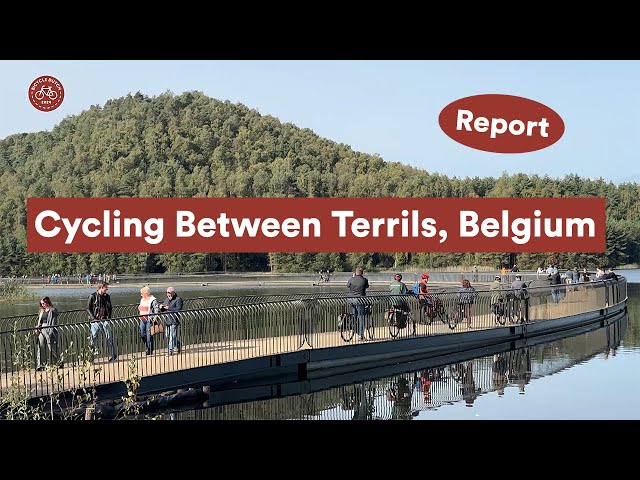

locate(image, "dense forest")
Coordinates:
0 91 639 276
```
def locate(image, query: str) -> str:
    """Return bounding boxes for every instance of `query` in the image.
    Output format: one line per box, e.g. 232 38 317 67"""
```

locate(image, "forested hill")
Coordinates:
0 90 638 275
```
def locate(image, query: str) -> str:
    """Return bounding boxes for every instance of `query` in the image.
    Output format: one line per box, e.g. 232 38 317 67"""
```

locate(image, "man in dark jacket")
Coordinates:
86 281 117 361
160 286 183 355
602 268 618 281
347 267 369 340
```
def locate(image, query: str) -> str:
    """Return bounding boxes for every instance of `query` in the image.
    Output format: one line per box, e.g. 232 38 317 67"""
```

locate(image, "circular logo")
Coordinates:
28 76 64 112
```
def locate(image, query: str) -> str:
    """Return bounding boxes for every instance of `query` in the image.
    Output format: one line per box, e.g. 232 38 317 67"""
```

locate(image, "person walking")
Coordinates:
346 267 369 341
457 278 478 328
87 281 117 362
160 286 184 355
35 296 59 371
138 286 159 355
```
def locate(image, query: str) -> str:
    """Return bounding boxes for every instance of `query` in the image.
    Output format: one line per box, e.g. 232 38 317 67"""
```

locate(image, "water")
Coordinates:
4 268 638 317
158 285 639 420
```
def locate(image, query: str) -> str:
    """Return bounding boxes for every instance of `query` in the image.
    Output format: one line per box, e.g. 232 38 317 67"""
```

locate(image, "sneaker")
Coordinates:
108 356 118 362
167 350 173 356
35 366 45 372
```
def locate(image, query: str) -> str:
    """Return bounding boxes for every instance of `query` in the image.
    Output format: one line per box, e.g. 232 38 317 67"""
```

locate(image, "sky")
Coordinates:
1 60 639 184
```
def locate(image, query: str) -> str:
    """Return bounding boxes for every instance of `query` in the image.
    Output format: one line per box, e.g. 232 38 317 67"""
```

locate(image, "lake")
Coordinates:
160 282 639 420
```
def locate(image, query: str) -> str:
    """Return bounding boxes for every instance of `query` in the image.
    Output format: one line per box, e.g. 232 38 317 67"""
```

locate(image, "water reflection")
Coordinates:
144 312 628 420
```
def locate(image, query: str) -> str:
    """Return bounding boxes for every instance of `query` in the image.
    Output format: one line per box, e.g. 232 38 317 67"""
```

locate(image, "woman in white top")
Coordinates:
138 286 159 355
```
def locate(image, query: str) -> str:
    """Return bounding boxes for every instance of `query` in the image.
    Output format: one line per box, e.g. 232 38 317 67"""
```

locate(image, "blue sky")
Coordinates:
1 60 638 184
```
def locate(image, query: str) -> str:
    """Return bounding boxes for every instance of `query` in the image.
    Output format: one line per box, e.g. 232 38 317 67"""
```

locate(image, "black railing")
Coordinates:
0 277 627 399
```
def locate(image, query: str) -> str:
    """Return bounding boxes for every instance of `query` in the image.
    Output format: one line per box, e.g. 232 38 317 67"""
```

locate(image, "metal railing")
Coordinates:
0 277 627 399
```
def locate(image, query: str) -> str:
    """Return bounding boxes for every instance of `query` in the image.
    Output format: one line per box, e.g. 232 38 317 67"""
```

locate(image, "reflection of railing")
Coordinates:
176 316 626 420
0 277 628 398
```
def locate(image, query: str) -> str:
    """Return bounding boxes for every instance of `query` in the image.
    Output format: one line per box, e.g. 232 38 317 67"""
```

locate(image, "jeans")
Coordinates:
348 298 366 337
90 320 117 359
167 324 180 352
37 327 58 369
139 319 153 353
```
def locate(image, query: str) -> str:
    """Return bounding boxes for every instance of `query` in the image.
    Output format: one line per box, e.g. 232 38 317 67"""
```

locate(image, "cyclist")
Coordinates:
490 275 503 301
388 273 409 328
347 267 369 341
414 273 431 304
510 274 529 321
490 275 506 316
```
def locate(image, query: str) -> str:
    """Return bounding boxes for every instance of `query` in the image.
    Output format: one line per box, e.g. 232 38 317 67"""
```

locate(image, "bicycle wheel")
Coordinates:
49 91 58 100
448 308 461 330
35 90 44 100
366 315 375 339
492 304 506 325
408 313 416 336
388 310 400 338
436 305 449 325
507 304 519 324
422 306 433 325
339 314 354 342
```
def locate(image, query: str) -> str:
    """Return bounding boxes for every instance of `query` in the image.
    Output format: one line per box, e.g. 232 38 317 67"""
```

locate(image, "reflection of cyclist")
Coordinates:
352 382 369 420
347 267 369 341
492 353 508 396
461 361 480 406
388 376 413 420
508 348 532 394
418 369 440 404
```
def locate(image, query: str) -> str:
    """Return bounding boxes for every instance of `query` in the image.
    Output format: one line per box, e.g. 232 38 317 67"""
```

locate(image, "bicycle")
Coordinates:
491 296 515 325
448 302 470 329
338 304 373 342
499 292 526 325
35 86 58 101
386 305 416 338
418 297 449 326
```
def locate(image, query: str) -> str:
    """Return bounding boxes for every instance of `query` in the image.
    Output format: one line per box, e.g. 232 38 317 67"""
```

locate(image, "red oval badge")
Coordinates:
439 94 564 154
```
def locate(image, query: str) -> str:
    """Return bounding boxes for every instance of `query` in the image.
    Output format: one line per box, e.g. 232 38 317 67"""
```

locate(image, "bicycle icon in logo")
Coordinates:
34 86 58 101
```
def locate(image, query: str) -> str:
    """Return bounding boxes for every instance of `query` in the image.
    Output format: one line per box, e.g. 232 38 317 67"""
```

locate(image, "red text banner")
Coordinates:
26 197 606 253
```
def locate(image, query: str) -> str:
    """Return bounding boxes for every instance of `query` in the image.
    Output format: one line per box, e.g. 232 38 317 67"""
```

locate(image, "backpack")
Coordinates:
412 283 421 296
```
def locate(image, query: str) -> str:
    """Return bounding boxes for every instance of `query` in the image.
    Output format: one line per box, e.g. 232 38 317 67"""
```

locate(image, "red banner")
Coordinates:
26 197 606 253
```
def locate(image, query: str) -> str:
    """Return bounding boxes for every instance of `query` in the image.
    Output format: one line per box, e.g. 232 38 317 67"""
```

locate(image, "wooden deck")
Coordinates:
0 286 607 399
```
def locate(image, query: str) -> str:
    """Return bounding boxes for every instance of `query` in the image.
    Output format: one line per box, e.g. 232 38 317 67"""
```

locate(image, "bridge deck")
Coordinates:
0 293 594 400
